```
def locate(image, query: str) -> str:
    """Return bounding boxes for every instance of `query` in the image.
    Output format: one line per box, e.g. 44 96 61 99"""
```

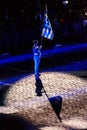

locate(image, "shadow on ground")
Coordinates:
0 84 11 106
0 113 40 130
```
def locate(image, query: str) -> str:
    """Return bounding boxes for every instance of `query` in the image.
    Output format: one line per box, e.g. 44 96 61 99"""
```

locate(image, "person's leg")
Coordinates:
37 56 41 75
34 56 39 75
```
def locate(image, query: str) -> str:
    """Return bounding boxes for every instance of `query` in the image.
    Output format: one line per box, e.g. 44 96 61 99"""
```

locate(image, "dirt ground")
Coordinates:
0 70 87 130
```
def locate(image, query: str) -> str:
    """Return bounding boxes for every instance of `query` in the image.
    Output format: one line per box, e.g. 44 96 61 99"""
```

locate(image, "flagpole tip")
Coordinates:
45 4 47 10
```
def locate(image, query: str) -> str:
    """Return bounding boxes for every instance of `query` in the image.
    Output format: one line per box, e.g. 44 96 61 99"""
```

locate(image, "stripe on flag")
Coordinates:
41 9 54 40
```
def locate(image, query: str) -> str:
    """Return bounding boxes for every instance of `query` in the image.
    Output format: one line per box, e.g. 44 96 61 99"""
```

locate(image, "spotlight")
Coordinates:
62 0 69 5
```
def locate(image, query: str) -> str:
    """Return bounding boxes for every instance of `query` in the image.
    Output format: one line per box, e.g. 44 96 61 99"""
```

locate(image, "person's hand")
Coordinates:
39 45 42 49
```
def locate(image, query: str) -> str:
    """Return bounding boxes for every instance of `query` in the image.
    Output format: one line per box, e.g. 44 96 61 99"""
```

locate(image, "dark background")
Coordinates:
0 0 87 54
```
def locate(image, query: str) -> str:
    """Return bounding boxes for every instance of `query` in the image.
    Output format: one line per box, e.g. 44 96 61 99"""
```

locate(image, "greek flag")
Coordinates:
41 9 54 40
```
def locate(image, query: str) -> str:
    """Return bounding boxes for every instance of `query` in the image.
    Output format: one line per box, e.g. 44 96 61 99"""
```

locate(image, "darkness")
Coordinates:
0 113 37 130
0 0 87 53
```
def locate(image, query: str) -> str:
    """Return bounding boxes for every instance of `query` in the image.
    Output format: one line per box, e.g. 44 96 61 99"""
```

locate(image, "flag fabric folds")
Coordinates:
41 9 54 40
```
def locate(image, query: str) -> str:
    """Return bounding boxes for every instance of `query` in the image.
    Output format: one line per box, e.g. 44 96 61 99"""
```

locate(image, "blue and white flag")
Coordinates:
41 8 54 40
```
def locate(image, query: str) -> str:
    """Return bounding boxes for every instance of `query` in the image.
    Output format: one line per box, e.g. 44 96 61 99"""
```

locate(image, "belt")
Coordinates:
34 53 39 55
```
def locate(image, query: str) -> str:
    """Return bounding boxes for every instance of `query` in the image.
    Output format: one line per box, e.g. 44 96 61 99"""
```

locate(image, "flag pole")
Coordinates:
45 3 47 10
40 4 48 46
40 36 43 45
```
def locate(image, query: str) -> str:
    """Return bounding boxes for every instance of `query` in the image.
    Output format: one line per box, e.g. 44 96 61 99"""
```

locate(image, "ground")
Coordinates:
0 70 87 130
0 43 87 130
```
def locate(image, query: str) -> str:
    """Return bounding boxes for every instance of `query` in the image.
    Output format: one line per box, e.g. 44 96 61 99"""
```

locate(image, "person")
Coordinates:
32 40 42 77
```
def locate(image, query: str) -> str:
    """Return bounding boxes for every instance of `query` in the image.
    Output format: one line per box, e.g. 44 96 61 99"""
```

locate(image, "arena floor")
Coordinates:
0 43 87 130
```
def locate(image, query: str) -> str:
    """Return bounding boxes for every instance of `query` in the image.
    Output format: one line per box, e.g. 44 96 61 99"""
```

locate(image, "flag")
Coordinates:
41 8 54 40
